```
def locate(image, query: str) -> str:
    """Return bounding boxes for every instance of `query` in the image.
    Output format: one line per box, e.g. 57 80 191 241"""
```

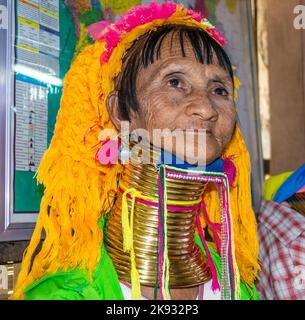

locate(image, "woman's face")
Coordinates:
110 31 237 166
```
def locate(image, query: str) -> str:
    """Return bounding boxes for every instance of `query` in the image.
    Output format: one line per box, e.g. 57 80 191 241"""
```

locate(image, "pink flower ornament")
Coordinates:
86 2 227 64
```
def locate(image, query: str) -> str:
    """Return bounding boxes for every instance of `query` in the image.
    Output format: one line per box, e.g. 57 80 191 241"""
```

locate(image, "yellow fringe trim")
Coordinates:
121 188 142 300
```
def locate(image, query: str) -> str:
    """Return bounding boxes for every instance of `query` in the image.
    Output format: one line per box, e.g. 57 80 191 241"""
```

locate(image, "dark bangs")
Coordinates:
117 25 234 121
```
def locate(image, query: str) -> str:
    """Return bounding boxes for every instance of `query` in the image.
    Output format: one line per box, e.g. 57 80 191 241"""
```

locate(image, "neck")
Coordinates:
104 144 212 288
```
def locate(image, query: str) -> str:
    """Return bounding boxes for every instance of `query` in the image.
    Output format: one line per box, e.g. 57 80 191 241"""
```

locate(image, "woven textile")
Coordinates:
257 201 305 300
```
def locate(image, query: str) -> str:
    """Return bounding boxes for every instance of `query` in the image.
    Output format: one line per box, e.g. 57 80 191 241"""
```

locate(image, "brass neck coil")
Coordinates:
104 144 211 288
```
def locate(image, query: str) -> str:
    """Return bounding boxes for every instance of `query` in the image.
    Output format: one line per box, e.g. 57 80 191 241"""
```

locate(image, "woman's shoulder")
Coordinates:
21 240 124 300
23 270 101 300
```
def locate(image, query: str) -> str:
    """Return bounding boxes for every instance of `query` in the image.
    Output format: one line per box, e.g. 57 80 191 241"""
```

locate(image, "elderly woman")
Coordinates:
12 2 260 300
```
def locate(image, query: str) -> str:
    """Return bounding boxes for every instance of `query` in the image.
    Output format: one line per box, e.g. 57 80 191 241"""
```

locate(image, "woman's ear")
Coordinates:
106 91 122 131
106 91 140 132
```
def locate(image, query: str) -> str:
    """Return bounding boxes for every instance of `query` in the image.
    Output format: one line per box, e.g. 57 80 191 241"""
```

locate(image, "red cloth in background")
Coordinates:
257 201 305 300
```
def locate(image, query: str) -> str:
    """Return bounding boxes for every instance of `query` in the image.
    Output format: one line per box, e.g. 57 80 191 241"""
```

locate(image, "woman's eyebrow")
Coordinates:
209 75 232 85
210 79 225 85
163 71 185 77
153 62 189 78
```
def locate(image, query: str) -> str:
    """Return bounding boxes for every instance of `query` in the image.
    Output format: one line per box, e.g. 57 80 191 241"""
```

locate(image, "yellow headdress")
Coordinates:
13 2 260 300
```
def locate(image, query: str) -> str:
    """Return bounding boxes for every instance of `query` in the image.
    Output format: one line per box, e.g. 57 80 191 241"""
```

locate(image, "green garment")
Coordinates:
23 217 260 300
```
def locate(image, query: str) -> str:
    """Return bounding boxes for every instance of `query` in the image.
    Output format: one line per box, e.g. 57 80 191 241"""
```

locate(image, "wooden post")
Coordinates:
266 0 305 174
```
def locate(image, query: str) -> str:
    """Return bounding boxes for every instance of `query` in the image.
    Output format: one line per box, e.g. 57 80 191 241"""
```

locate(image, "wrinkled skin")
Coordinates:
107 31 237 300
108 31 237 166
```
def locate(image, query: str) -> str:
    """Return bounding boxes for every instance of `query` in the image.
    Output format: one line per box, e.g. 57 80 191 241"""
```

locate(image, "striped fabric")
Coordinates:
257 201 305 300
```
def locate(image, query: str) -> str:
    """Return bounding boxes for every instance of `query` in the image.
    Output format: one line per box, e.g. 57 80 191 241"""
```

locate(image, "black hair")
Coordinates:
116 24 234 121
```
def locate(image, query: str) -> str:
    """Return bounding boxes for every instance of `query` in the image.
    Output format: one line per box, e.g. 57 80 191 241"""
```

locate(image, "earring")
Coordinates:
119 136 130 164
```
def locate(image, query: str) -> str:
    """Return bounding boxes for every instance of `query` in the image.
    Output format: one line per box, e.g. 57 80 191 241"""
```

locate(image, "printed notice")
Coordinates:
16 0 60 77
15 78 48 172
14 1 59 172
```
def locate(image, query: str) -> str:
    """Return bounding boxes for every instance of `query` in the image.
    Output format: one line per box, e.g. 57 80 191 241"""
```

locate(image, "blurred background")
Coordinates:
0 0 304 299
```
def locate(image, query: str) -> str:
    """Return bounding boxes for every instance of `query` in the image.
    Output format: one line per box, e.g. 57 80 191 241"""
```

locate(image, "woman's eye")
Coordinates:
168 78 181 88
212 87 228 96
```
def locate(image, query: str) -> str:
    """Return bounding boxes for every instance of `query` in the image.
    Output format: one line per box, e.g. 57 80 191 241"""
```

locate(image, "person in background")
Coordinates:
257 163 305 300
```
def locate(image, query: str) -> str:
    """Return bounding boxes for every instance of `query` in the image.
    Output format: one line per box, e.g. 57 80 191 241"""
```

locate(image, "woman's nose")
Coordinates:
185 93 219 122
